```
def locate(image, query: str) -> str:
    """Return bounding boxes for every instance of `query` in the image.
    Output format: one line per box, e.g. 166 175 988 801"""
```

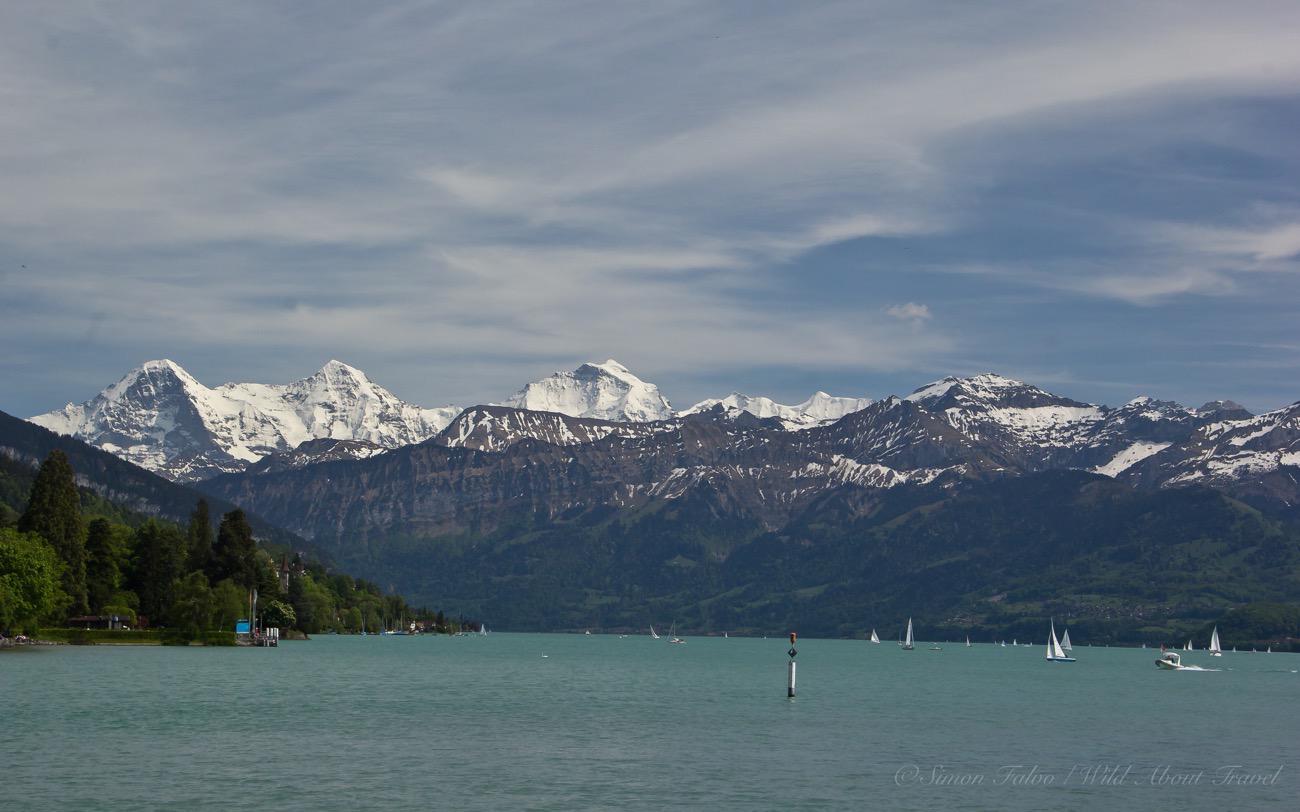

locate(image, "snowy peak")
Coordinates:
435 405 672 452
29 360 461 481
1120 401 1300 494
681 391 871 429
502 360 674 422
905 373 1071 408
1195 400 1253 421
795 391 874 423
102 359 204 402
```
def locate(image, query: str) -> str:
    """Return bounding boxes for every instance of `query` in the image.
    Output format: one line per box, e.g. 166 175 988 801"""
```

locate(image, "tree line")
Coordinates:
1 450 461 638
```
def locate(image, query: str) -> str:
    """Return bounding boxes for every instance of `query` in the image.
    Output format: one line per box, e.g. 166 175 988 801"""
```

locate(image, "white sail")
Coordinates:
902 618 914 650
869 629 880 644
1209 627 1221 654
965 635 971 647
1060 629 1072 652
1046 620 1068 660
1184 640 1192 651
650 625 660 640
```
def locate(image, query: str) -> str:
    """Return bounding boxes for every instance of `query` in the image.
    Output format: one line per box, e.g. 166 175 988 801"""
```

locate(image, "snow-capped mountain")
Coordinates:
433 405 673 452
30 359 1293 516
201 368 1300 562
501 360 674 422
29 359 459 481
1123 401 1300 492
681 391 872 429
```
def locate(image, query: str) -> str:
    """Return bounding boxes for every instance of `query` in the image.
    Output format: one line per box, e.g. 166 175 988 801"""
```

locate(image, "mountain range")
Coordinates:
10 359 1300 636
28 358 875 481
26 359 1298 515
29 359 460 481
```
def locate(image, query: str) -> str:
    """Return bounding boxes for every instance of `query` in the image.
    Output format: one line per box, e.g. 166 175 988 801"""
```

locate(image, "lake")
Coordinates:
4 634 1297 810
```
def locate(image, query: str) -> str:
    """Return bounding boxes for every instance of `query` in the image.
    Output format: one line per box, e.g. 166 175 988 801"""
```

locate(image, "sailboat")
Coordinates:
965 636 971 648
900 618 915 651
480 623 488 637
1208 626 1222 657
1060 628 1072 653
869 629 880 644
1184 640 1193 652
1045 619 1075 663
669 623 685 644
650 625 660 640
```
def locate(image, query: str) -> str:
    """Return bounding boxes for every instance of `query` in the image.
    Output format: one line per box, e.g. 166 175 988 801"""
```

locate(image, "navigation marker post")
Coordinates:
787 632 798 698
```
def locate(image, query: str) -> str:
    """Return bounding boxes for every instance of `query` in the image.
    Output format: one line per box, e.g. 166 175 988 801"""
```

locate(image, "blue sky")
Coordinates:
3 1 1299 416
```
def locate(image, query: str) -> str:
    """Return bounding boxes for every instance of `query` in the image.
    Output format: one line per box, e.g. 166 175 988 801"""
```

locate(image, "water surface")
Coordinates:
5 635 1296 810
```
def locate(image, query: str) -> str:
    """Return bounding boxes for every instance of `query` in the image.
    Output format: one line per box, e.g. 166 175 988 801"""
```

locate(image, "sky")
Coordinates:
3 1 1299 416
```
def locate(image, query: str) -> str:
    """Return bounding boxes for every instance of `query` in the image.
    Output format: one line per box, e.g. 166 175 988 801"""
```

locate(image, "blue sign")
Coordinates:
235 619 251 634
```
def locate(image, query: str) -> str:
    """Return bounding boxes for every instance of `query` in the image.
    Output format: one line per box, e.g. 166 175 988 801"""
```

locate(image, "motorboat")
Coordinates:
1155 651 1185 670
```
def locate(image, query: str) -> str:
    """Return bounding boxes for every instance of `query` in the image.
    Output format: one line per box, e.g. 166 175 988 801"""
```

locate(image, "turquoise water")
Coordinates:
4 635 1297 810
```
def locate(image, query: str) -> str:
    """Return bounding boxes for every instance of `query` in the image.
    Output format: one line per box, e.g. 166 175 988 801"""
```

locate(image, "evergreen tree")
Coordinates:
85 518 130 613
212 509 257 589
187 499 213 576
130 520 186 625
18 450 87 614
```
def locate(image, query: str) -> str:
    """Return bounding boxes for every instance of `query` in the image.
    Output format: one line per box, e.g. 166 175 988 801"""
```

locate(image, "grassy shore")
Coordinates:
37 629 237 646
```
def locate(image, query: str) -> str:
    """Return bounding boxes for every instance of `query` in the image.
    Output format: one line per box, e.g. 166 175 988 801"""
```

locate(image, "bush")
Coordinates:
202 631 237 646
37 628 164 644
160 629 193 646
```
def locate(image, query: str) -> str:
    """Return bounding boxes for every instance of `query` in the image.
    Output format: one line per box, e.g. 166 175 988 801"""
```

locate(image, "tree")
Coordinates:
130 520 186 625
0 528 67 634
260 599 296 629
169 571 213 638
18 450 87 614
187 499 213 575
343 606 362 632
85 519 131 613
253 548 282 601
211 579 247 632
211 510 256 589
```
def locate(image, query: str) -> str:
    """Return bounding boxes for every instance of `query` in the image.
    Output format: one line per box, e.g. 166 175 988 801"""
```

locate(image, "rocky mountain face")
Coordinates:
1124 401 1300 512
200 372 1300 546
239 437 389 475
501 359 675 421
185 369 1300 631
29 359 458 481
28 358 1298 521
432 405 673 452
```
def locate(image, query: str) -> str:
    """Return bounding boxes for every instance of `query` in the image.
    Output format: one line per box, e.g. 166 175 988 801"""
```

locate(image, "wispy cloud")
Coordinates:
885 303 933 324
2 2 1299 413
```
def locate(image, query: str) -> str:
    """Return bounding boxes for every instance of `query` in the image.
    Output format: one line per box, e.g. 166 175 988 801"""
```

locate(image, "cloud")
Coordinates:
1157 218 1300 264
886 303 933 323
2 2 1300 414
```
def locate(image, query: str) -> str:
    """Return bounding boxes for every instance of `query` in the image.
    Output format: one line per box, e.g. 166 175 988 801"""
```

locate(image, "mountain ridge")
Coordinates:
29 359 459 481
